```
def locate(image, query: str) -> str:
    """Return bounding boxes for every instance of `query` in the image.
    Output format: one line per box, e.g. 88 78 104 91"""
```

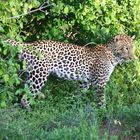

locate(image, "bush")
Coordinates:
0 0 140 108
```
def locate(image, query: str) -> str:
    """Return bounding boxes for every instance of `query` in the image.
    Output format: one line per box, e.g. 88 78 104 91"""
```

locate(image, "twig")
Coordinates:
9 3 53 19
83 42 97 47
18 69 27 78
0 1 53 21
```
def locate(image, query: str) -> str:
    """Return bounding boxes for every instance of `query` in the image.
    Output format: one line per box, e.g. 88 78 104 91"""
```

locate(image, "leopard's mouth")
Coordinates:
121 55 134 62
129 56 134 60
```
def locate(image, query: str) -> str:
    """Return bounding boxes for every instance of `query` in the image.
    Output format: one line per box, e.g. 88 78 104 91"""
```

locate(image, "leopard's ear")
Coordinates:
114 35 122 42
131 35 135 40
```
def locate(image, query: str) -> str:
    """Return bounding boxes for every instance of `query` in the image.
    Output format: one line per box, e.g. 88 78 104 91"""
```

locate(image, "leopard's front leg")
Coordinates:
95 85 106 108
91 80 107 108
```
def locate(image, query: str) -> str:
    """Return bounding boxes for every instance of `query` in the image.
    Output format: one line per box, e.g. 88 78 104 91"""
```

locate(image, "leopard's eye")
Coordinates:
123 46 129 52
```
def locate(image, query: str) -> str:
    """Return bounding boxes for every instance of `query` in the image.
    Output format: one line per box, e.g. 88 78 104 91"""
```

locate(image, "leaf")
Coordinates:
64 6 69 14
29 98 36 105
105 17 111 24
37 13 45 21
1 101 6 108
9 1 15 7
3 48 8 55
22 60 27 70
3 74 9 82
0 26 4 32
0 69 3 76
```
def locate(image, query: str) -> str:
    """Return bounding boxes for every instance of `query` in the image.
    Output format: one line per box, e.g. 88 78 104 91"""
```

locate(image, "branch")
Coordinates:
83 42 97 47
5 2 53 20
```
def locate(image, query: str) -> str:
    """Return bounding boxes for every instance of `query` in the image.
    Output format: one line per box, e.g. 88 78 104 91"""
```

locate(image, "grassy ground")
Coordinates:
0 75 140 140
0 100 139 140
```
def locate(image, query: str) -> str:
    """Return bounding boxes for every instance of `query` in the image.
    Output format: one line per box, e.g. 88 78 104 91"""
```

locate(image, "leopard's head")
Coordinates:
107 34 134 62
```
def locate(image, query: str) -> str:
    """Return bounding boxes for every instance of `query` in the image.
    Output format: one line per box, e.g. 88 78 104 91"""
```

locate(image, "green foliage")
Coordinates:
0 0 140 138
0 101 139 139
0 0 140 107
0 103 117 140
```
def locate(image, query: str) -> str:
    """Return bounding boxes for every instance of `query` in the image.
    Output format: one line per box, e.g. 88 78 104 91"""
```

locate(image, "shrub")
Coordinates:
0 0 140 107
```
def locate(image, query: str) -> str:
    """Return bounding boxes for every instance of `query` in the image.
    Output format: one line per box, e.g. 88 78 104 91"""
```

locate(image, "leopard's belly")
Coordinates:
52 63 90 82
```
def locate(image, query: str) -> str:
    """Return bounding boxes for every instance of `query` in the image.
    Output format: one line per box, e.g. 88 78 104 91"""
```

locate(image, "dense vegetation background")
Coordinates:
0 0 140 139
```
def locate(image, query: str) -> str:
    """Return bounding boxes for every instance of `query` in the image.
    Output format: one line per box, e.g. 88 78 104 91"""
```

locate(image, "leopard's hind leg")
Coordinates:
21 59 50 109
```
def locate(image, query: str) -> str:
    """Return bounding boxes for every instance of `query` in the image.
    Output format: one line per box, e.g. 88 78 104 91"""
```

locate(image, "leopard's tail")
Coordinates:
4 39 25 47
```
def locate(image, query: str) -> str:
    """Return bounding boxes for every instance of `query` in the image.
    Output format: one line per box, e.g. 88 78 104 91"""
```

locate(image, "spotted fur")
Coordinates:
4 34 134 108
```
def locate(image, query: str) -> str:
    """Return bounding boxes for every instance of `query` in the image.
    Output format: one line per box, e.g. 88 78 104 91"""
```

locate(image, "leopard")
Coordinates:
4 34 134 108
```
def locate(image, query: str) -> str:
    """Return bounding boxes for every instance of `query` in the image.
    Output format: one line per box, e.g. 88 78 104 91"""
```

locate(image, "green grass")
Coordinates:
0 101 139 140
0 76 140 140
0 102 112 140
